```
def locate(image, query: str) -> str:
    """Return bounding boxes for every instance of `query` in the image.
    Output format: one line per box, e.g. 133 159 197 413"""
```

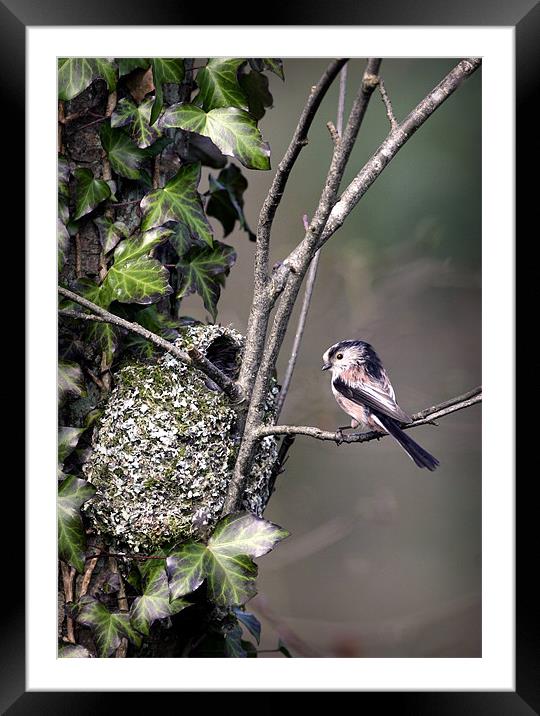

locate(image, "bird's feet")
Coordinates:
334 426 352 446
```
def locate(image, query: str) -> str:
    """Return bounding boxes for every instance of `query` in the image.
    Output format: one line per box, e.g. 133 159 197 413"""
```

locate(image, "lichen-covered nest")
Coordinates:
83 324 279 552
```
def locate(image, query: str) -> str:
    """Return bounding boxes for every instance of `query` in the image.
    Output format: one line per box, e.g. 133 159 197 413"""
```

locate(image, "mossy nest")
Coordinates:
82 324 279 553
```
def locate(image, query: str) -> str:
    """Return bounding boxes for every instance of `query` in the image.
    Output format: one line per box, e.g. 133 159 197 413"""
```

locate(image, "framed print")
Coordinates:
9 0 531 710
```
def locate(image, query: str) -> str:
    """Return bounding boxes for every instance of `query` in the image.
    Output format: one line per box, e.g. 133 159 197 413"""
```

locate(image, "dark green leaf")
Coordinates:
195 58 248 112
118 58 150 77
99 123 149 181
177 242 236 320
207 165 255 240
105 255 172 305
58 218 70 271
278 639 293 657
58 427 86 465
234 608 261 644
94 216 130 254
166 542 207 600
204 551 257 607
58 644 93 658
262 58 285 80
124 304 178 358
240 69 273 121
73 168 111 220
150 58 185 125
58 475 95 573
180 132 227 169
140 163 213 245
58 58 117 100
58 360 87 404
224 623 247 657
208 512 290 558
74 595 141 657
130 562 173 635
168 221 206 258
160 104 270 171
111 97 163 149
93 59 117 92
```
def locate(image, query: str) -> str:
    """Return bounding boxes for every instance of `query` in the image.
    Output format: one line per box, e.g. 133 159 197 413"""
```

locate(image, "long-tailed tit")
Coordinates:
322 340 439 470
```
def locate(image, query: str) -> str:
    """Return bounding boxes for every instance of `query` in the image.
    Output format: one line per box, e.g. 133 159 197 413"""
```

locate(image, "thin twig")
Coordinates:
58 286 243 403
60 561 76 644
378 78 398 130
255 387 482 444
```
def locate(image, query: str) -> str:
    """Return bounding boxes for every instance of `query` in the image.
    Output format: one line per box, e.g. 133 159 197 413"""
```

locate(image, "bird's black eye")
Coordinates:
336 353 343 360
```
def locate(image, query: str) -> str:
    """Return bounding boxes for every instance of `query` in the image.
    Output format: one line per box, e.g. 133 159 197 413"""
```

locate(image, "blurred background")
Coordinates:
183 58 482 657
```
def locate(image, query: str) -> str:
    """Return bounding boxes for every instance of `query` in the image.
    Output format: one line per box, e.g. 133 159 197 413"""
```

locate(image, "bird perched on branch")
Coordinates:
322 340 439 470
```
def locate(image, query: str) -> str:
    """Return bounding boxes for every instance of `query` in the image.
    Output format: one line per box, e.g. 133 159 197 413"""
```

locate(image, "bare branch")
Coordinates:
255 387 482 444
58 286 243 404
378 78 398 130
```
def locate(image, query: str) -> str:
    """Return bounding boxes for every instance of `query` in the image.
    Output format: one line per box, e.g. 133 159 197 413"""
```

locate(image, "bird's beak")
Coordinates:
321 361 331 371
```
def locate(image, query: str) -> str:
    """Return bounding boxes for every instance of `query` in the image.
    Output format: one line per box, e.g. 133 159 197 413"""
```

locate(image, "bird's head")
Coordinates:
321 340 371 375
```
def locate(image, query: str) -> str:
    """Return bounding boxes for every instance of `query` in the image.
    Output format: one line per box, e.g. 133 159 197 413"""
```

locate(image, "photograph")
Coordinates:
56 55 483 659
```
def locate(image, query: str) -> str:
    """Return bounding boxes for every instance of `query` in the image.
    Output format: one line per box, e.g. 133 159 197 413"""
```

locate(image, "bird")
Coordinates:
321 340 439 470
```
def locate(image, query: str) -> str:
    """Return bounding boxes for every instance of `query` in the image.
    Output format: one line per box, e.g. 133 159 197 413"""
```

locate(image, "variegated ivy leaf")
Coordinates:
105 255 172 305
204 551 258 607
234 608 261 644
58 475 95 573
99 123 150 181
177 242 236 320
150 58 185 125
160 104 270 171
195 58 248 112
58 218 70 272
78 280 118 366
208 512 290 558
113 226 173 265
124 304 178 359
73 168 112 220
131 561 190 635
58 427 86 465
74 595 141 657
140 163 213 246
118 58 150 77
166 542 207 601
58 58 117 101
94 216 130 255
240 69 273 121
207 165 255 241
58 644 93 658
58 360 87 404
111 97 162 149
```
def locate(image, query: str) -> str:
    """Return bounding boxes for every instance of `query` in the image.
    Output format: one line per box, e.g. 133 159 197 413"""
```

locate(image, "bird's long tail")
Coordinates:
375 415 439 471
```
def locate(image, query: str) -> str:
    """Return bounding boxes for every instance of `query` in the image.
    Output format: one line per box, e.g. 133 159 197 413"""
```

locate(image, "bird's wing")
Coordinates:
333 375 412 423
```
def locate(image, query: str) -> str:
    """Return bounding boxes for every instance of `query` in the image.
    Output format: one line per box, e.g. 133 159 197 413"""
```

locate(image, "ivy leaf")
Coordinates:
224 623 248 657
160 104 270 171
180 132 227 169
58 58 117 100
240 69 273 121
118 58 150 77
166 542 207 600
73 168 111 220
262 58 285 80
93 59 117 92
207 165 255 241
177 242 236 320
234 608 261 644
204 551 258 607
58 475 95 573
111 97 162 149
150 58 185 125
79 281 117 365
168 221 206 258
105 255 173 305
74 595 141 657
195 58 248 112
58 218 70 271
140 163 213 245
208 512 290 558
58 427 86 465
94 216 130 255
58 360 87 404
124 304 178 358
99 123 150 181
113 226 172 264
130 562 173 636
58 644 93 658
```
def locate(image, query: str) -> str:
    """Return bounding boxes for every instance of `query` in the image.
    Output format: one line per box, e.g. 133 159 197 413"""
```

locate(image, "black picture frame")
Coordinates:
9 0 528 711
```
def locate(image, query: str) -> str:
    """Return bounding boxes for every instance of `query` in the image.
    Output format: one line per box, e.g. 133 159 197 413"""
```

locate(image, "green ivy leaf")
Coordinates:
130 562 175 636
207 165 255 240
99 123 150 181
58 644 93 658
180 132 227 169
58 218 70 272
58 58 117 101
58 361 87 404
79 280 117 365
140 163 213 245
224 623 248 657
113 226 172 265
124 304 178 358
204 551 258 607
118 58 150 77
150 58 185 125
177 242 236 320
195 58 248 112
111 97 163 149
58 475 95 573
105 255 172 305
94 216 130 255
166 542 207 600
74 595 141 657
160 104 270 171
208 512 290 558
58 427 86 465
234 608 261 644
262 58 285 80
240 69 273 121
73 168 112 220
